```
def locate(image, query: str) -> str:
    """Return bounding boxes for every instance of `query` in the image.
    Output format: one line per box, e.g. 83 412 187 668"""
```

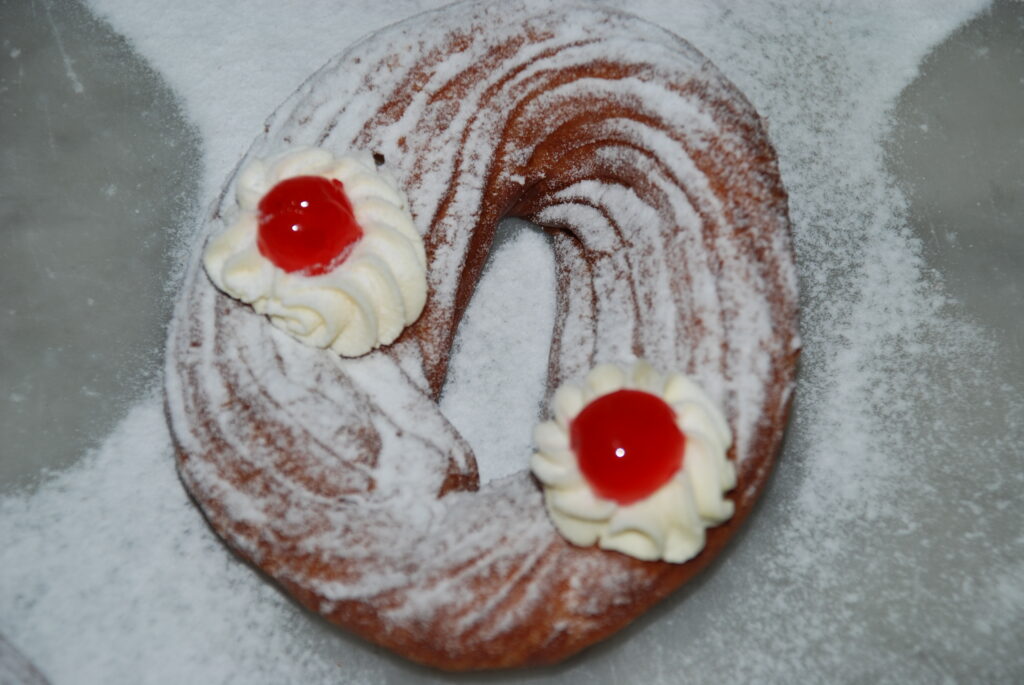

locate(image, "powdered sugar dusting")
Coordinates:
160 1 795 667
2 0 1020 682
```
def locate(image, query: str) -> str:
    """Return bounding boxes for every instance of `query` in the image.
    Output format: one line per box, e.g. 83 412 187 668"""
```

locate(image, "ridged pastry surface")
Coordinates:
165 0 799 670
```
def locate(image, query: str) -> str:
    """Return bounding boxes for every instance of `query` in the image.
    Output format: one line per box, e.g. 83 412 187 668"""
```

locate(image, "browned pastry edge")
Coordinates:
0 634 52 685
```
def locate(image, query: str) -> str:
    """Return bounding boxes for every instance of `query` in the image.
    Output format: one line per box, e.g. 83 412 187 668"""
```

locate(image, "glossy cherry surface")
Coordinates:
569 389 685 505
256 175 362 275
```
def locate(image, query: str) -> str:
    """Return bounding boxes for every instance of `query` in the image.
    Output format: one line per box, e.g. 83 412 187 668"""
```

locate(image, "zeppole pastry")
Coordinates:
165 0 800 670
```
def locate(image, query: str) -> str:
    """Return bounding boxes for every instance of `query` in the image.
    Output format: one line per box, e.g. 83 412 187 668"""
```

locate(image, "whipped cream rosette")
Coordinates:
202 147 427 357
531 361 736 563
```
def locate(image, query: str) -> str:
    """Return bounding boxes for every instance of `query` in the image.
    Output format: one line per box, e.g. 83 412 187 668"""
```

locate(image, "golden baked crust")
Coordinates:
165 0 799 670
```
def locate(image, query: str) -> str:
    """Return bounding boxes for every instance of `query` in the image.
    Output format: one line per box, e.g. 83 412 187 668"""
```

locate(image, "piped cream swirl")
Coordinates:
202 147 426 357
531 361 736 563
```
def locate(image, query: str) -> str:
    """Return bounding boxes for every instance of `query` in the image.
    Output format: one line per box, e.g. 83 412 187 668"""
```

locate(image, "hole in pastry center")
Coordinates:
439 218 557 484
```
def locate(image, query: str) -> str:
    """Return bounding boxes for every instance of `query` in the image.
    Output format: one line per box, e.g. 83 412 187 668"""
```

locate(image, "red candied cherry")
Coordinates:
256 175 363 275
569 389 685 505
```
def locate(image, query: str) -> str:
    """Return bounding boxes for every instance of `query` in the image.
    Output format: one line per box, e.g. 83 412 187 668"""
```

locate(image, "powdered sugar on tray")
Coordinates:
0 399 366 684
2 0 1021 683
441 222 557 483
